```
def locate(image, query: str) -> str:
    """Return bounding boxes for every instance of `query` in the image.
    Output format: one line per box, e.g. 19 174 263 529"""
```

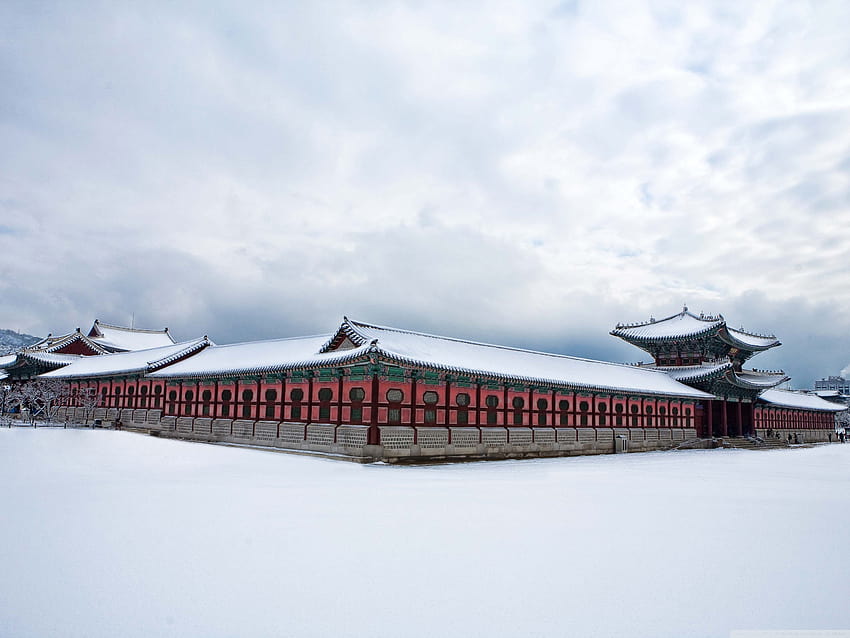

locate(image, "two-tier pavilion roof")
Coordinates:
611 307 780 364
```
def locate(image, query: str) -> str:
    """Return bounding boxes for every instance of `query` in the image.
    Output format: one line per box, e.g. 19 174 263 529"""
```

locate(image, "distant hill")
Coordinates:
0 329 40 355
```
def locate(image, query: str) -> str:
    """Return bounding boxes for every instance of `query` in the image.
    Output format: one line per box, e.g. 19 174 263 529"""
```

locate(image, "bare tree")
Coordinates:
75 387 102 425
17 379 70 424
2 384 23 424
836 409 850 434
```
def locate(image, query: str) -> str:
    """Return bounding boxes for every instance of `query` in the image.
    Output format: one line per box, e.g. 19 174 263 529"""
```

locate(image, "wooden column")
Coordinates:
336 370 344 427
307 373 314 425
411 372 418 444
475 381 482 427
445 376 452 444
707 400 713 438
721 399 728 437
736 401 743 437
369 371 379 445
502 385 509 427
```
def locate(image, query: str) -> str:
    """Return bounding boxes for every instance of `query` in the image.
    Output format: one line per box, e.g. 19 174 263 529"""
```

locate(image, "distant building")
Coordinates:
814 376 850 394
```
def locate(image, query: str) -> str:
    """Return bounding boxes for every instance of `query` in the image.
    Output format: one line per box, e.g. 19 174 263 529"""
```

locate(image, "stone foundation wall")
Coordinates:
68 407 838 461
755 428 836 444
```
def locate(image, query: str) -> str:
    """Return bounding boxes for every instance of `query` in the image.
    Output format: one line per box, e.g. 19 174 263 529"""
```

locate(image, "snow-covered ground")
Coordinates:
1 429 848 638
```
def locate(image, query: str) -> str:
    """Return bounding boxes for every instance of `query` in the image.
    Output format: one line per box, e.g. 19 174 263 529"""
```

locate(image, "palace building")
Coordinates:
611 307 799 438
0 320 175 382
32 311 844 462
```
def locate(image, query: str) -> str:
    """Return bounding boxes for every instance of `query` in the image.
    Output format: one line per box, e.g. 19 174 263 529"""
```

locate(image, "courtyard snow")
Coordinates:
1 428 848 637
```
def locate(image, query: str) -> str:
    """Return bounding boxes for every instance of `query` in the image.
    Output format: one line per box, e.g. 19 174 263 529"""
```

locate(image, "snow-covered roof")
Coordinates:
813 390 841 398
654 361 732 383
351 319 711 398
41 338 210 379
20 351 83 368
150 318 712 399
731 370 788 390
724 327 780 350
148 334 374 379
611 307 779 352
28 331 109 355
0 354 17 369
759 389 847 412
612 309 723 341
88 320 175 352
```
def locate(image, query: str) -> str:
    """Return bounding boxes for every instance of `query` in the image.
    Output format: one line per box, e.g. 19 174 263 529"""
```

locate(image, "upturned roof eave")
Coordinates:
610 322 722 344
718 327 781 352
723 370 789 391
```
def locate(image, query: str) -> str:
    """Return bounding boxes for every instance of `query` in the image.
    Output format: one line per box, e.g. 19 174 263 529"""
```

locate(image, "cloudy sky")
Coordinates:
2 1 849 387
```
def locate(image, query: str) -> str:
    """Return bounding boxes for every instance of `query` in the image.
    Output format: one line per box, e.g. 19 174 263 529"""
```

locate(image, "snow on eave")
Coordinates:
610 310 723 342
40 338 210 380
19 351 83 368
147 338 212 371
725 370 789 390
759 389 848 412
35 332 109 355
721 326 780 351
654 361 733 383
318 317 370 353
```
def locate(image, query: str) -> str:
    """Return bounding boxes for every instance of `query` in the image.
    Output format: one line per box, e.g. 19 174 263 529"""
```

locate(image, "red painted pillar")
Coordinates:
736 401 743 437
336 371 344 428
721 400 728 437
369 372 379 445
410 373 418 443
307 374 314 425
706 401 714 437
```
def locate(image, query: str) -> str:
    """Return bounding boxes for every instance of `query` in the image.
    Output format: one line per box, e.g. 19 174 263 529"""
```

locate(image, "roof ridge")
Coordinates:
349 318 679 374
726 325 778 340
613 309 723 331
213 333 334 349
94 320 169 335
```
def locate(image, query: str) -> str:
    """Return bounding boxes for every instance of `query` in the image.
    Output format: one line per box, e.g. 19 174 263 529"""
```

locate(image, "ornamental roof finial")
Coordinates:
683 303 688 313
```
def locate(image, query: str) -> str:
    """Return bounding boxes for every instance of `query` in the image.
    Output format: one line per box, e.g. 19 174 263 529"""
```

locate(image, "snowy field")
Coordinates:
1 429 849 638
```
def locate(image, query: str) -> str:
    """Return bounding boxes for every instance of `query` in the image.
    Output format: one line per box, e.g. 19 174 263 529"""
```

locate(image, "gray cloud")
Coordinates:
1 1 849 388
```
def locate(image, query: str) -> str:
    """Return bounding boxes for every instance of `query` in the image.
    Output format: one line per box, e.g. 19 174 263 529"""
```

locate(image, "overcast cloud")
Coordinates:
1 1 849 387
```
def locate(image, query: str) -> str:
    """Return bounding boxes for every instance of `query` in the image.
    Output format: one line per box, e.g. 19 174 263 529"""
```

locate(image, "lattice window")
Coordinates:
456 393 470 425
221 389 232 418
387 389 404 424
485 395 499 425
241 389 253 419
423 391 438 424
318 388 333 421
512 396 524 425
